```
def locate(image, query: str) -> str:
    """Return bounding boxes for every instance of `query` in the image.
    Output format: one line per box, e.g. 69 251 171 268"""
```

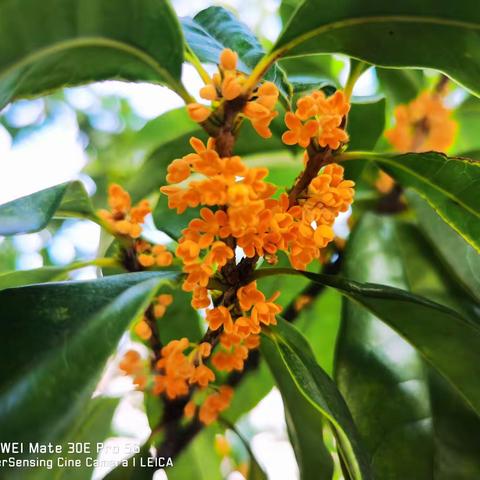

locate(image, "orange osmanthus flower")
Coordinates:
282 90 350 150
199 386 234 425
186 47 279 139
98 184 150 239
206 306 234 332
385 91 457 153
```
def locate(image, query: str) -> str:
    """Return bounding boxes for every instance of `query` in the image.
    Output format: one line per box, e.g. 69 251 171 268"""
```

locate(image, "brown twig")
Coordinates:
144 305 163 367
288 145 333 207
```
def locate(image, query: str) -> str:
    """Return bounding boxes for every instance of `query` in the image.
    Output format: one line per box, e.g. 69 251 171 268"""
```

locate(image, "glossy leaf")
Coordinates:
336 213 480 478
248 454 268 480
34 397 119 480
0 266 69 290
168 427 223 480
336 215 433 478
127 108 200 202
428 369 480 480
153 195 201 241
0 181 95 236
279 55 341 102
452 95 480 154
376 68 425 104
345 97 386 180
0 0 185 109
0 260 117 291
408 191 480 301
297 266 480 417
257 251 480 417
295 288 342 376
347 152 480 252
223 361 274 424
258 253 310 309
182 6 291 99
273 1 480 96
262 318 372 480
0 271 175 443
155 287 203 343
347 97 386 151
283 393 334 480
279 0 301 26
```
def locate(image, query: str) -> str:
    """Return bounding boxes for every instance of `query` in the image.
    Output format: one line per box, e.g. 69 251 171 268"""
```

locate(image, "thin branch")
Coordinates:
144 304 163 367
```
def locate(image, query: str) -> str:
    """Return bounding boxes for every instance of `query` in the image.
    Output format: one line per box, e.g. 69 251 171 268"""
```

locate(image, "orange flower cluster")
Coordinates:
119 350 147 390
154 293 174 318
135 240 173 268
152 338 215 399
98 184 150 238
160 136 278 291
98 184 173 269
133 294 173 341
155 82 353 424
184 385 234 425
162 151 353 279
282 90 350 150
187 48 279 138
205 282 279 372
116 51 355 430
385 91 457 153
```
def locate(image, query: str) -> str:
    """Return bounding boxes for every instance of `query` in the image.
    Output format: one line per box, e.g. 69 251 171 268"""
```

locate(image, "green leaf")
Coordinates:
408 191 480 301
295 288 342 376
0 0 186 109
127 108 200 202
223 360 274 423
144 392 164 433
283 397 334 480
279 53 344 81
344 97 386 181
296 266 480 417
279 0 301 26
262 318 372 480
0 181 95 236
0 260 118 290
428 369 480 480
32 397 119 480
167 427 223 480
336 213 480 478
155 287 203 343
452 95 480 154
248 454 268 480
153 195 201 241
376 68 425 104
0 271 176 444
0 266 69 290
258 246 480 417
181 6 291 100
289 77 336 102
347 98 386 151
272 1 480 96
279 55 341 103
347 152 480 252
